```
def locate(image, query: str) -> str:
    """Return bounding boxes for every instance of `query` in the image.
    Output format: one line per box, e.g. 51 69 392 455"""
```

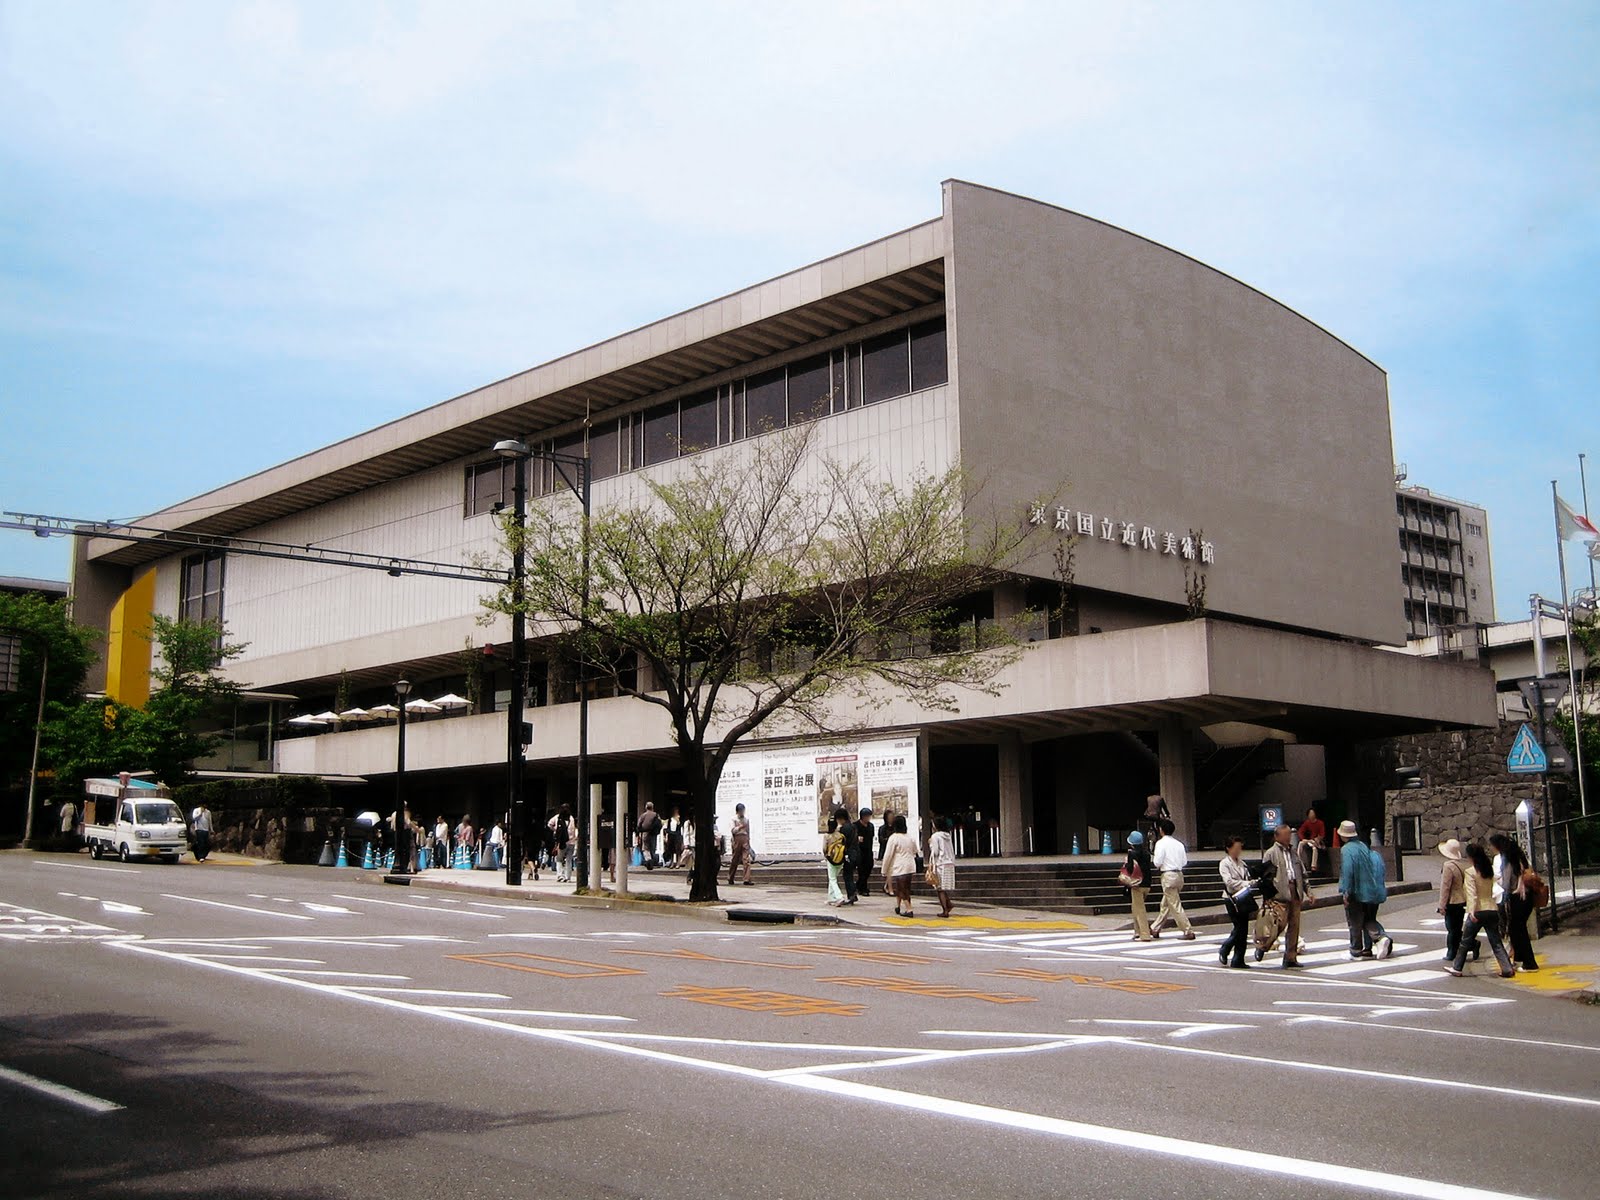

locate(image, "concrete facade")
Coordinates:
74 181 1496 851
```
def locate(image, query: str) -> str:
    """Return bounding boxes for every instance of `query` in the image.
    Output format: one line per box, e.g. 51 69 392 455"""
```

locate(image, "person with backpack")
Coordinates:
1121 831 1154 941
823 814 847 906
1489 833 1540 972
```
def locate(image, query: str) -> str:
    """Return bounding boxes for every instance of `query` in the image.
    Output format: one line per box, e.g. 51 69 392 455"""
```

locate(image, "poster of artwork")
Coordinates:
716 735 921 861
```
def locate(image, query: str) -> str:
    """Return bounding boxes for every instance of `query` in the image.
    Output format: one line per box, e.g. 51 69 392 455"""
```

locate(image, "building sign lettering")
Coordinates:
1029 504 1216 564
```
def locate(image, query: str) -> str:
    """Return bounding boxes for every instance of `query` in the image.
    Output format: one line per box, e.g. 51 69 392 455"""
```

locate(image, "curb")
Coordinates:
373 870 843 927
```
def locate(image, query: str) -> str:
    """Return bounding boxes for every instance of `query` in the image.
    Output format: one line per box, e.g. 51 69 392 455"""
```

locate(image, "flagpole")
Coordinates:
1552 481 1589 818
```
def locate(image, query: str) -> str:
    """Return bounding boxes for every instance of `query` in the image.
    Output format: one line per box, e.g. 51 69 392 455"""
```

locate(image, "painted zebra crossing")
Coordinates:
949 927 1454 985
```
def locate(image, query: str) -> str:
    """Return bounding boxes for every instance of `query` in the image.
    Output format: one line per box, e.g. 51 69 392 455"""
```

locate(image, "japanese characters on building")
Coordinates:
1027 502 1215 564
715 735 922 859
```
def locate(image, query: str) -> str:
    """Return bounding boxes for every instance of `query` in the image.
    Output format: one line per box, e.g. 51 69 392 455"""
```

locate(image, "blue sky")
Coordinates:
3 2 1597 617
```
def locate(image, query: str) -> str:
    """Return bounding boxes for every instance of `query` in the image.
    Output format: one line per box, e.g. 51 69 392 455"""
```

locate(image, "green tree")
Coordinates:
0 593 99 821
483 427 1047 901
39 615 245 796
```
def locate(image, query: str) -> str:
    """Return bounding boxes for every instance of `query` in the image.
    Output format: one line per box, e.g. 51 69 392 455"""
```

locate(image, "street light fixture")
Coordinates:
392 678 411 874
493 438 591 889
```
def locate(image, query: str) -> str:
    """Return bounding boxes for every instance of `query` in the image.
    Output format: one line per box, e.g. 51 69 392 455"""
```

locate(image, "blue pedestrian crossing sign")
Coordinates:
1506 724 1548 774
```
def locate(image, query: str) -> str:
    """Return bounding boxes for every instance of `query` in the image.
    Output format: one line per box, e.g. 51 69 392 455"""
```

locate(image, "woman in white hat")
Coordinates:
1436 839 1477 964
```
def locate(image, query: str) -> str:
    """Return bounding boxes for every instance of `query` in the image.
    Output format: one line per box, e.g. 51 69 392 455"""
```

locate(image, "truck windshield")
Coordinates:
135 802 183 825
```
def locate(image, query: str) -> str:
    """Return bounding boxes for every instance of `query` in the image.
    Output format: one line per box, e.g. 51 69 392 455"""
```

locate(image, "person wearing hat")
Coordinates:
1336 820 1392 960
1121 831 1155 941
1436 838 1477 964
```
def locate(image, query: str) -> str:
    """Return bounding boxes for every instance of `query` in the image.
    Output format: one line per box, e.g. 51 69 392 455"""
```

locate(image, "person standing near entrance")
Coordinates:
1263 823 1311 967
927 816 957 918
1148 818 1196 940
727 803 753 886
1337 820 1392 959
190 803 213 862
823 815 847 907
836 806 859 904
1121 831 1154 941
854 808 876 899
636 801 662 871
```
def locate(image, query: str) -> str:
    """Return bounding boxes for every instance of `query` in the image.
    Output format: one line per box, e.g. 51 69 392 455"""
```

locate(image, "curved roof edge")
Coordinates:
942 179 1384 374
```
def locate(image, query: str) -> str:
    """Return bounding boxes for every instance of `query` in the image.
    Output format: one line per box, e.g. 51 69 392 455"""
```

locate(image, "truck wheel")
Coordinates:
119 843 132 863
89 840 103 860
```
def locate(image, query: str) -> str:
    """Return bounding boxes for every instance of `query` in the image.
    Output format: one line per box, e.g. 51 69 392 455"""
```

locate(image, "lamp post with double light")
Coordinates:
493 439 591 888
392 678 411 874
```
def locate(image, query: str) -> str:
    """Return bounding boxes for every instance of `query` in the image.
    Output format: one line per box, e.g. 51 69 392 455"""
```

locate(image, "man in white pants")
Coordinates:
1148 817 1196 939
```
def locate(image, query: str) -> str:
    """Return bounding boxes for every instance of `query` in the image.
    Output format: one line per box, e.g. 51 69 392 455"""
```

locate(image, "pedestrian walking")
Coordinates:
1121 830 1154 941
665 807 684 868
59 798 77 840
1261 823 1311 967
1148 818 1196 940
485 820 505 870
928 816 957 918
1488 834 1539 971
1446 842 1517 978
836 806 859 904
636 801 662 871
190 803 213 862
1217 837 1257 968
455 815 475 866
881 815 918 918
548 805 575 882
1436 838 1476 963
433 816 450 870
854 807 876 899
727 803 753 886
680 815 696 874
823 815 847 906
1336 820 1392 959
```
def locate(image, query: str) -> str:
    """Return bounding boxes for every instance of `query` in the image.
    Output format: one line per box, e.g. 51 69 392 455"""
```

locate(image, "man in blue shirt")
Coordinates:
1337 820 1391 960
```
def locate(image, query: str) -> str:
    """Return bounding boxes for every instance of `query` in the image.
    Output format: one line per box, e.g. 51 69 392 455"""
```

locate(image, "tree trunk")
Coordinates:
684 747 722 903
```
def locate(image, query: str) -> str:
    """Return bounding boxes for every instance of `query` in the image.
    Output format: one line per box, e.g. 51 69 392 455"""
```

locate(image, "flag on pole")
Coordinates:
1556 493 1600 558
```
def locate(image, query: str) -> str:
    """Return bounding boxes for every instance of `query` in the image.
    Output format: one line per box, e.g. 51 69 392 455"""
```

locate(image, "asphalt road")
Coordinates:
3 850 1596 1200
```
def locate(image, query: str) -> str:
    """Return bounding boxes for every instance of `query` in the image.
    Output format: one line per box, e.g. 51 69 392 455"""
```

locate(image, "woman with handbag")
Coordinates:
1121 831 1154 941
1489 834 1539 972
881 814 919 918
927 817 957 918
1446 842 1516 978
1218 836 1257 968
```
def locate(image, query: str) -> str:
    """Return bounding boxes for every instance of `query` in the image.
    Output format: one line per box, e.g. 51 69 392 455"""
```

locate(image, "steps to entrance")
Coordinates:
745 858 1233 917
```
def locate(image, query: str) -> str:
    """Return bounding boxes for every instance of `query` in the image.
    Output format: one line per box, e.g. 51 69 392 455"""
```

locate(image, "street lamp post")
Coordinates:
493 439 591 890
393 678 411 874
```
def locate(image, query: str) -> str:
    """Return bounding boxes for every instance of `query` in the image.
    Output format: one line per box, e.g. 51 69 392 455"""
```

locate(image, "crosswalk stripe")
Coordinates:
1372 968 1448 984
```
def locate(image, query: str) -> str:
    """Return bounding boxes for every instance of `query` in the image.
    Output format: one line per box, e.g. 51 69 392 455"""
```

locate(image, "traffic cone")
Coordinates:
317 838 336 867
335 840 349 868
1070 834 1081 855
362 841 375 870
1100 830 1112 855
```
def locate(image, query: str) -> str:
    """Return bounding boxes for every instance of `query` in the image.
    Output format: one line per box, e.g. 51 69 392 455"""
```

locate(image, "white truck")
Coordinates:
81 775 189 864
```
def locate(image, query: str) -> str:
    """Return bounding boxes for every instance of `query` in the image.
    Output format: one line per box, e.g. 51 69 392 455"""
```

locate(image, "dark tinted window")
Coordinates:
787 353 831 423
642 402 678 465
860 329 908 403
589 420 621 481
910 317 948 392
745 368 786 434
679 390 717 453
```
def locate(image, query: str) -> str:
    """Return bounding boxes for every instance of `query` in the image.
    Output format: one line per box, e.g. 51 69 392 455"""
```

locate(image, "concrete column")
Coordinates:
998 734 1027 856
614 779 629 896
1158 720 1197 844
1325 741 1360 831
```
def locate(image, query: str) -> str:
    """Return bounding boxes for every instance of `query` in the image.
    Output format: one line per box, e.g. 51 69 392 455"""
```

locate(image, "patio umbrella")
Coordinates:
404 698 442 714
287 714 328 727
429 693 471 710
367 704 399 718
338 707 372 721
311 711 341 723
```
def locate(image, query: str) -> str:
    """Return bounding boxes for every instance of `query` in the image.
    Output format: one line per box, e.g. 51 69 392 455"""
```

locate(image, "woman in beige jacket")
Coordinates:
1446 842 1515 978
881 815 919 918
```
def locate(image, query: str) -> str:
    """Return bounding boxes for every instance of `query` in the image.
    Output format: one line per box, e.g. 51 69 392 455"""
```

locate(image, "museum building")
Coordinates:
73 181 1496 853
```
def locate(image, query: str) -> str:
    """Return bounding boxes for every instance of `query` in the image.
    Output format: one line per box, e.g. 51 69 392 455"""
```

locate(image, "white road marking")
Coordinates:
265 970 411 980
329 894 503 918
1372 968 1449 985
32 860 138 874
106 940 1550 1199
0 1064 123 1114
300 903 356 914
466 901 564 914
187 955 326 964
784 1073 1542 1200
1115 1038 1600 1109
1202 1009 1600 1054
100 901 147 915
432 1007 635 1022
343 987 512 999
161 895 314 920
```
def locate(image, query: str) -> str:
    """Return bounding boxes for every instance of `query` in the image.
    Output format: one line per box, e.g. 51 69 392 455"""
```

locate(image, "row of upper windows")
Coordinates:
465 317 948 514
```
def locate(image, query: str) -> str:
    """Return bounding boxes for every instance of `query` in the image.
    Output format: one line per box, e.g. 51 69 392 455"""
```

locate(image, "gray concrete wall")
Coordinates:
942 180 1403 645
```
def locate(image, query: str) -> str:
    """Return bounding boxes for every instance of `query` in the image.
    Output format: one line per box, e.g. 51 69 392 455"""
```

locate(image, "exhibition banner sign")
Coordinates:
715 735 921 860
